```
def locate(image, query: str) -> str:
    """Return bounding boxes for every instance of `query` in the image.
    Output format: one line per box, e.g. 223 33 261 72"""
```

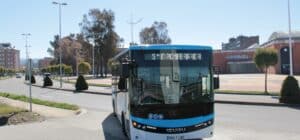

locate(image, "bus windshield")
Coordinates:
130 50 213 105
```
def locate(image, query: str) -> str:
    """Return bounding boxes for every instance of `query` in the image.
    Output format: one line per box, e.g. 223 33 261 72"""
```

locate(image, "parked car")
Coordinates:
16 73 22 78
43 73 51 78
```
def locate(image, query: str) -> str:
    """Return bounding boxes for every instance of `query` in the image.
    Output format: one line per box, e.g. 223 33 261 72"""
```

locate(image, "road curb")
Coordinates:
215 100 300 107
31 84 111 96
215 92 279 97
76 108 88 116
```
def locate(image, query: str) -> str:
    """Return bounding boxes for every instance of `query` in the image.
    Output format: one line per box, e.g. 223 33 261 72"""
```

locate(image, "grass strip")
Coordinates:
0 76 12 80
0 92 79 110
215 90 280 96
0 104 25 115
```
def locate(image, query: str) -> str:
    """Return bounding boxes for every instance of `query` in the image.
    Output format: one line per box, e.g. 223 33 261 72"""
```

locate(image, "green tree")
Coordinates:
48 34 82 72
254 48 278 93
75 33 93 65
64 65 73 76
0 66 4 76
78 62 91 75
139 21 172 44
80 9 120 77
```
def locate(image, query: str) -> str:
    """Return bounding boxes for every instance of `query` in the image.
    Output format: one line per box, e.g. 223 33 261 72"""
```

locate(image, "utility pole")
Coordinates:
28 59 32 112
92 35 96 78
127 14 142 45
21 33 32 112
287 0 293 76
52 1 67 88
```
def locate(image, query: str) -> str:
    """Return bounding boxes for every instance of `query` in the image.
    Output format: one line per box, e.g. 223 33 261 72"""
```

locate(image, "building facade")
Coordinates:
222 35 259 50
213 49 259 74
214 32 300 75
261 31 300 75
38 57 53 69
0 43 20 69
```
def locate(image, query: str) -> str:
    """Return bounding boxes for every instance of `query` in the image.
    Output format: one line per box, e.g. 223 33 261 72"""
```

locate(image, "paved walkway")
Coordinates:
215 93 282 106
60 74 300 93
219 74 300 93
34 75 298 106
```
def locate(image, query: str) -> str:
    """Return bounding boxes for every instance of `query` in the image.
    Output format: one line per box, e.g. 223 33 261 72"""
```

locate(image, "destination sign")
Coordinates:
144 53 202 61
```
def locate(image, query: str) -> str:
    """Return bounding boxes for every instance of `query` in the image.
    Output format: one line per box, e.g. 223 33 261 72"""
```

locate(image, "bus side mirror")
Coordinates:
121 63 129 78
118 77 127 90
213 77 220 89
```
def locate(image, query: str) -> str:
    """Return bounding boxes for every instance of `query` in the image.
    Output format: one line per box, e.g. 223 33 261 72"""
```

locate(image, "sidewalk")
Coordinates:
32 76 299 107
214 93 285 106
33 76 111 95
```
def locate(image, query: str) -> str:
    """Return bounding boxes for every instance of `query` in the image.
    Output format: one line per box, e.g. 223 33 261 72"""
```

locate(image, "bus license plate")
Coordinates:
166 136 184 140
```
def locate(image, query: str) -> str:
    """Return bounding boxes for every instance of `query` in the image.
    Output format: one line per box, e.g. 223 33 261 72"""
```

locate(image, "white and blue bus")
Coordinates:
111 45 219 140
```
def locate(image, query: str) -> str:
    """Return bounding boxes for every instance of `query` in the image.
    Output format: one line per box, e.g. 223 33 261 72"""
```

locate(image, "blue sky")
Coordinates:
1 0 299 59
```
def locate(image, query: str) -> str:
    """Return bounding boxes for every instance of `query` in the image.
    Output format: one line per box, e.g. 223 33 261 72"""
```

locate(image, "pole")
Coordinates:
53 1 67 88
22 33 32 111
288 0 293 76
59 4 63 88
130 14 134 44
22 34 30 78
29 59 32 112
25 35 28 60
76 48 79 77
25 36 29 81
127 14 142 45
92 39 95 77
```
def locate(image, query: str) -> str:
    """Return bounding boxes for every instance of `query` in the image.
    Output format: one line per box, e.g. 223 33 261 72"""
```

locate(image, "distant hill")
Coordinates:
20 58 40 68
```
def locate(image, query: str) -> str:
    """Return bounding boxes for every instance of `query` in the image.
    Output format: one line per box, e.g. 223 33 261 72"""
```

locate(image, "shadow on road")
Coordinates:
287 105 300 111
102 113 127 140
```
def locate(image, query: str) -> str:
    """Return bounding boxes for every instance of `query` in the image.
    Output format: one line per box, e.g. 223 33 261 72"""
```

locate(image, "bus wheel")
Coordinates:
121 114 127 137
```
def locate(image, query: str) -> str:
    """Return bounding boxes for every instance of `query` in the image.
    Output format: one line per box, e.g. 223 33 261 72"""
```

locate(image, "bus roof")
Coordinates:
112 44 212 61
129 44 212 51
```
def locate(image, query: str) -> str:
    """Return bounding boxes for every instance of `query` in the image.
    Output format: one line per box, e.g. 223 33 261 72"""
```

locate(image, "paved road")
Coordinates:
1 78 300 140
0 77 112 112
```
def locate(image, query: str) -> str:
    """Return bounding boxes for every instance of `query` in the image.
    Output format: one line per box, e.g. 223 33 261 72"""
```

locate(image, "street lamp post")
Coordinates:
21 33 32 112
88 35 96 77
92 39 95 77
127 14 142 45
287 0 293 76
52 1 67 88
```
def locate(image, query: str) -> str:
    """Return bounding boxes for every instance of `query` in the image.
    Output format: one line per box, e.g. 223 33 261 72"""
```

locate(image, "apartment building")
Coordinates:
0 43 20 69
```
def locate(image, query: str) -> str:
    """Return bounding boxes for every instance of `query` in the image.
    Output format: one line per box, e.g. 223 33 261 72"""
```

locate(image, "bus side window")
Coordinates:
118 77 127 90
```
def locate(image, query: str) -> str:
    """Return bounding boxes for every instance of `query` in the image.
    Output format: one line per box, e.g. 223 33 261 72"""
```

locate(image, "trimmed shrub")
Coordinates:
31 75 36 84
78 62 91 75
43 76 53 87
280 76 300 104
75 75 88 91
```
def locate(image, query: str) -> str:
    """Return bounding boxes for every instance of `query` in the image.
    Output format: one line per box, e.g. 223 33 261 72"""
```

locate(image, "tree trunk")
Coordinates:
265 67 268 94
96 57 99 77
104 60 107 78
100 55 103 77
